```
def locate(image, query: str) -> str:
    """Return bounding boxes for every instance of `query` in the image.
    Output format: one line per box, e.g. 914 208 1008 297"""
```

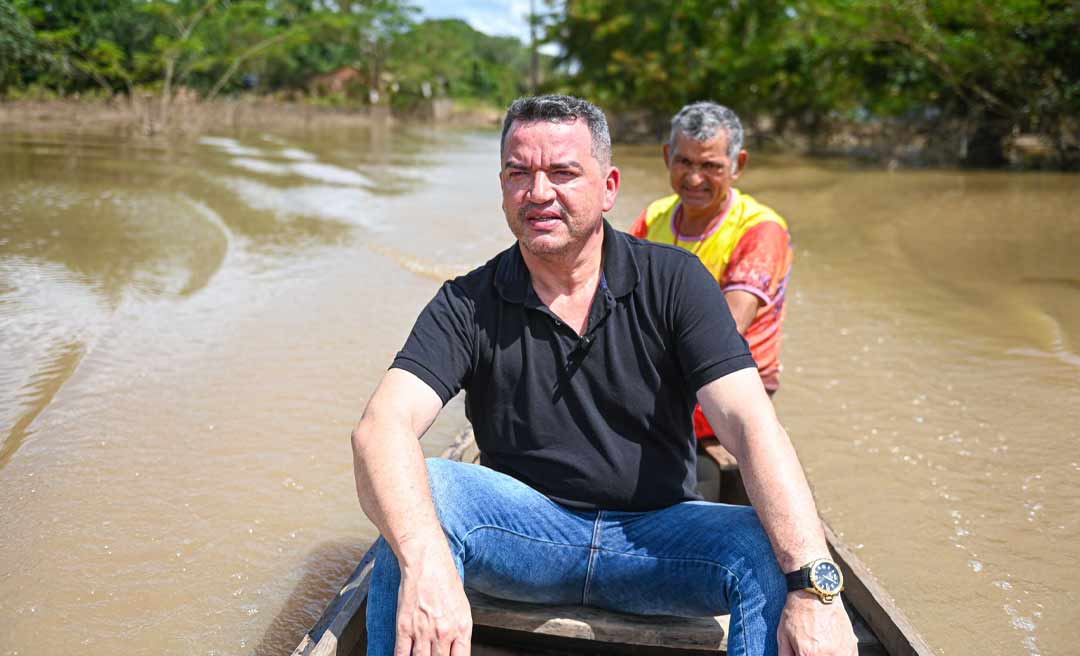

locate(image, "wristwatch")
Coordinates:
785 558 844 603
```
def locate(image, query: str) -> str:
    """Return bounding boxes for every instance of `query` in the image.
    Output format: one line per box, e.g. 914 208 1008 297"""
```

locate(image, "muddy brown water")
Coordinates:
1 125 1077 655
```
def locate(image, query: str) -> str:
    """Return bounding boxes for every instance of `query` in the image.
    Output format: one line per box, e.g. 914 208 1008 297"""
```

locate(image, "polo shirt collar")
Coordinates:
494 219 639 304
600 219 638 297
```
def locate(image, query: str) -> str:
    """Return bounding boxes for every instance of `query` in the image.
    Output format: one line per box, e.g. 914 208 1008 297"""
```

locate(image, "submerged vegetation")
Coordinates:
1 0 1076 167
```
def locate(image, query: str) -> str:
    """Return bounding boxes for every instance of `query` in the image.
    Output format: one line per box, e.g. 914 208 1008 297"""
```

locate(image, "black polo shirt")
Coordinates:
391 220 755 511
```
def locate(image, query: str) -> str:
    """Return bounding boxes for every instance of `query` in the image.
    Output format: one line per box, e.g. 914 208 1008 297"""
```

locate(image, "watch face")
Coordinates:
811 561 843 595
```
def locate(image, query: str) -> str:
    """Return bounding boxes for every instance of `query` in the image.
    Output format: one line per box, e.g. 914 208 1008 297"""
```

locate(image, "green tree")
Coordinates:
810 0 1080 165
0 0 39 91
542 1 824 130
544 0 1078 166
387 18 534 108
6 0 417 101
12 0 147 95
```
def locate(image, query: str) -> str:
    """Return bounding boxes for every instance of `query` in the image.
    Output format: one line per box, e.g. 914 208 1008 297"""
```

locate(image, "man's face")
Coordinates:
663 131 746 218
500 119 619 257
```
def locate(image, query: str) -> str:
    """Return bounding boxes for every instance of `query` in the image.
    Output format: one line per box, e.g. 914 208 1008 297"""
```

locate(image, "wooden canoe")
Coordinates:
293 430 935 655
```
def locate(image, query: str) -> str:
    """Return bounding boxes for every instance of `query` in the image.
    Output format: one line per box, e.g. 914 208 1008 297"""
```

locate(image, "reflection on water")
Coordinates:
0 129 1077 656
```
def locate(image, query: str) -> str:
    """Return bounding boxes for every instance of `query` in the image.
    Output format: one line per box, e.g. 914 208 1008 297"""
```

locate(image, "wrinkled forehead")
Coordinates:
670 130 732 160
502 119 597 166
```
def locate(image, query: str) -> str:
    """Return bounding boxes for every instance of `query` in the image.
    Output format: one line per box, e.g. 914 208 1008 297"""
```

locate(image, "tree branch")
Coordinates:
205 29 297 101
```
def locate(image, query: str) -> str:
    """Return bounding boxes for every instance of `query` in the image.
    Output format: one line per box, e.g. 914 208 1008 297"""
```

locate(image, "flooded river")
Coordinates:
1 124 1077 655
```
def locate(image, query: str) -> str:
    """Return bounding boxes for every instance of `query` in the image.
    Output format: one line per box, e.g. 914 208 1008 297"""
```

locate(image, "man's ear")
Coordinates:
662 143 672 169
733 150 749 179
603 166 621 212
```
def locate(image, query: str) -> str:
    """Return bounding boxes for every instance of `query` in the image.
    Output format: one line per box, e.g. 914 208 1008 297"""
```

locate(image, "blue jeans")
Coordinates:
367 459 786 656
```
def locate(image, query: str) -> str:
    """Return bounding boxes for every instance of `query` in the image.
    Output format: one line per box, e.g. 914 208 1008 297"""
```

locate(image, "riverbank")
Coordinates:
0 95 504 137
607 108 1078 171
3 95 1076 170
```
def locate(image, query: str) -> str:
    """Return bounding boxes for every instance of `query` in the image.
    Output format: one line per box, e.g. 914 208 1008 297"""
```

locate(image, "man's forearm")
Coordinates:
700 371 859 655
698 370 828 570
730 419 828 571
351 369 474 653
350 368 452 565
352 415 448 563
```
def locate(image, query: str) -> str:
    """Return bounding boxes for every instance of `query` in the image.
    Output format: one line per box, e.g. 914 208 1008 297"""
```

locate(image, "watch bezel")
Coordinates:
806 558 844 602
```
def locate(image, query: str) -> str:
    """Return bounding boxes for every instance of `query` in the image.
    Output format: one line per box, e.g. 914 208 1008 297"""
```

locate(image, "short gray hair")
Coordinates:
669 101 744 161
501 95 613 166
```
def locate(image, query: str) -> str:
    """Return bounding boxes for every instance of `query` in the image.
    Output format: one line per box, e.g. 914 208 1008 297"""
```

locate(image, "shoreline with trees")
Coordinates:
2 0 1076 169
1 0 533 134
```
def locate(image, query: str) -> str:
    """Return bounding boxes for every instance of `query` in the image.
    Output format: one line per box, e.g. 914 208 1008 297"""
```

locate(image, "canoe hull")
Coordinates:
293 433 932 655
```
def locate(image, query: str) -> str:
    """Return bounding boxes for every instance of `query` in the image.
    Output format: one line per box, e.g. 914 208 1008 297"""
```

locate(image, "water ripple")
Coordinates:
0 259 106 467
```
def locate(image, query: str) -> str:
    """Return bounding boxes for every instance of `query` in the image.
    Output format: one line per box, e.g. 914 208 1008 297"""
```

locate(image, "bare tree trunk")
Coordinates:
156 0 218 133
158 56 176 132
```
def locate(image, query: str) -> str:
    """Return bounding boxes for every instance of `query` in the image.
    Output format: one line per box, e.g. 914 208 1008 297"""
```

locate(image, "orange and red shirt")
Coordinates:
630 190 793 438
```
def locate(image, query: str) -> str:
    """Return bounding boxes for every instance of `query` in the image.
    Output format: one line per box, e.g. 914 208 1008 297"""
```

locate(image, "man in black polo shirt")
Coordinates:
351 95 856 656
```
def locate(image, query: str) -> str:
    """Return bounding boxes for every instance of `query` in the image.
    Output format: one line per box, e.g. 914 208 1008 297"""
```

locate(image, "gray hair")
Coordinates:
501 95 613 166
668 101 744 162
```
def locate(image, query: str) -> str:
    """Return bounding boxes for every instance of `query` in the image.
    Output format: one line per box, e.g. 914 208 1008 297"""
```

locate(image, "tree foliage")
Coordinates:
4 0 1074 165
2 0 535 107
11 0 150 94
0 0 38 88
542 1 838 123
815 0 1080 163
387 18 532 107
543 0 1078 165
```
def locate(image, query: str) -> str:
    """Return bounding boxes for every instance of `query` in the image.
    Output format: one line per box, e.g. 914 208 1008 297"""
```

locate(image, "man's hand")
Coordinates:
777 591 858 656
394 538 473 656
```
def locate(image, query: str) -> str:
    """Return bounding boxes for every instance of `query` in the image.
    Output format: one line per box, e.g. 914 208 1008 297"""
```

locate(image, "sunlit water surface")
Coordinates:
1 126 1077 655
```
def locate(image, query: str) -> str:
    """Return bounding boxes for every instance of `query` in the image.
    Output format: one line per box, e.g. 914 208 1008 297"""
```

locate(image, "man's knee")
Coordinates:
733 506 773 549
424 456 455 490
424 457 464 512
423 457 478 545
424 456 508 509
699 505 785 598
730 507 787 602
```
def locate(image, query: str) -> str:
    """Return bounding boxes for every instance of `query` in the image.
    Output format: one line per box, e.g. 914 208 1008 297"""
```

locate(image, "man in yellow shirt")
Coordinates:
631 101 793 438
